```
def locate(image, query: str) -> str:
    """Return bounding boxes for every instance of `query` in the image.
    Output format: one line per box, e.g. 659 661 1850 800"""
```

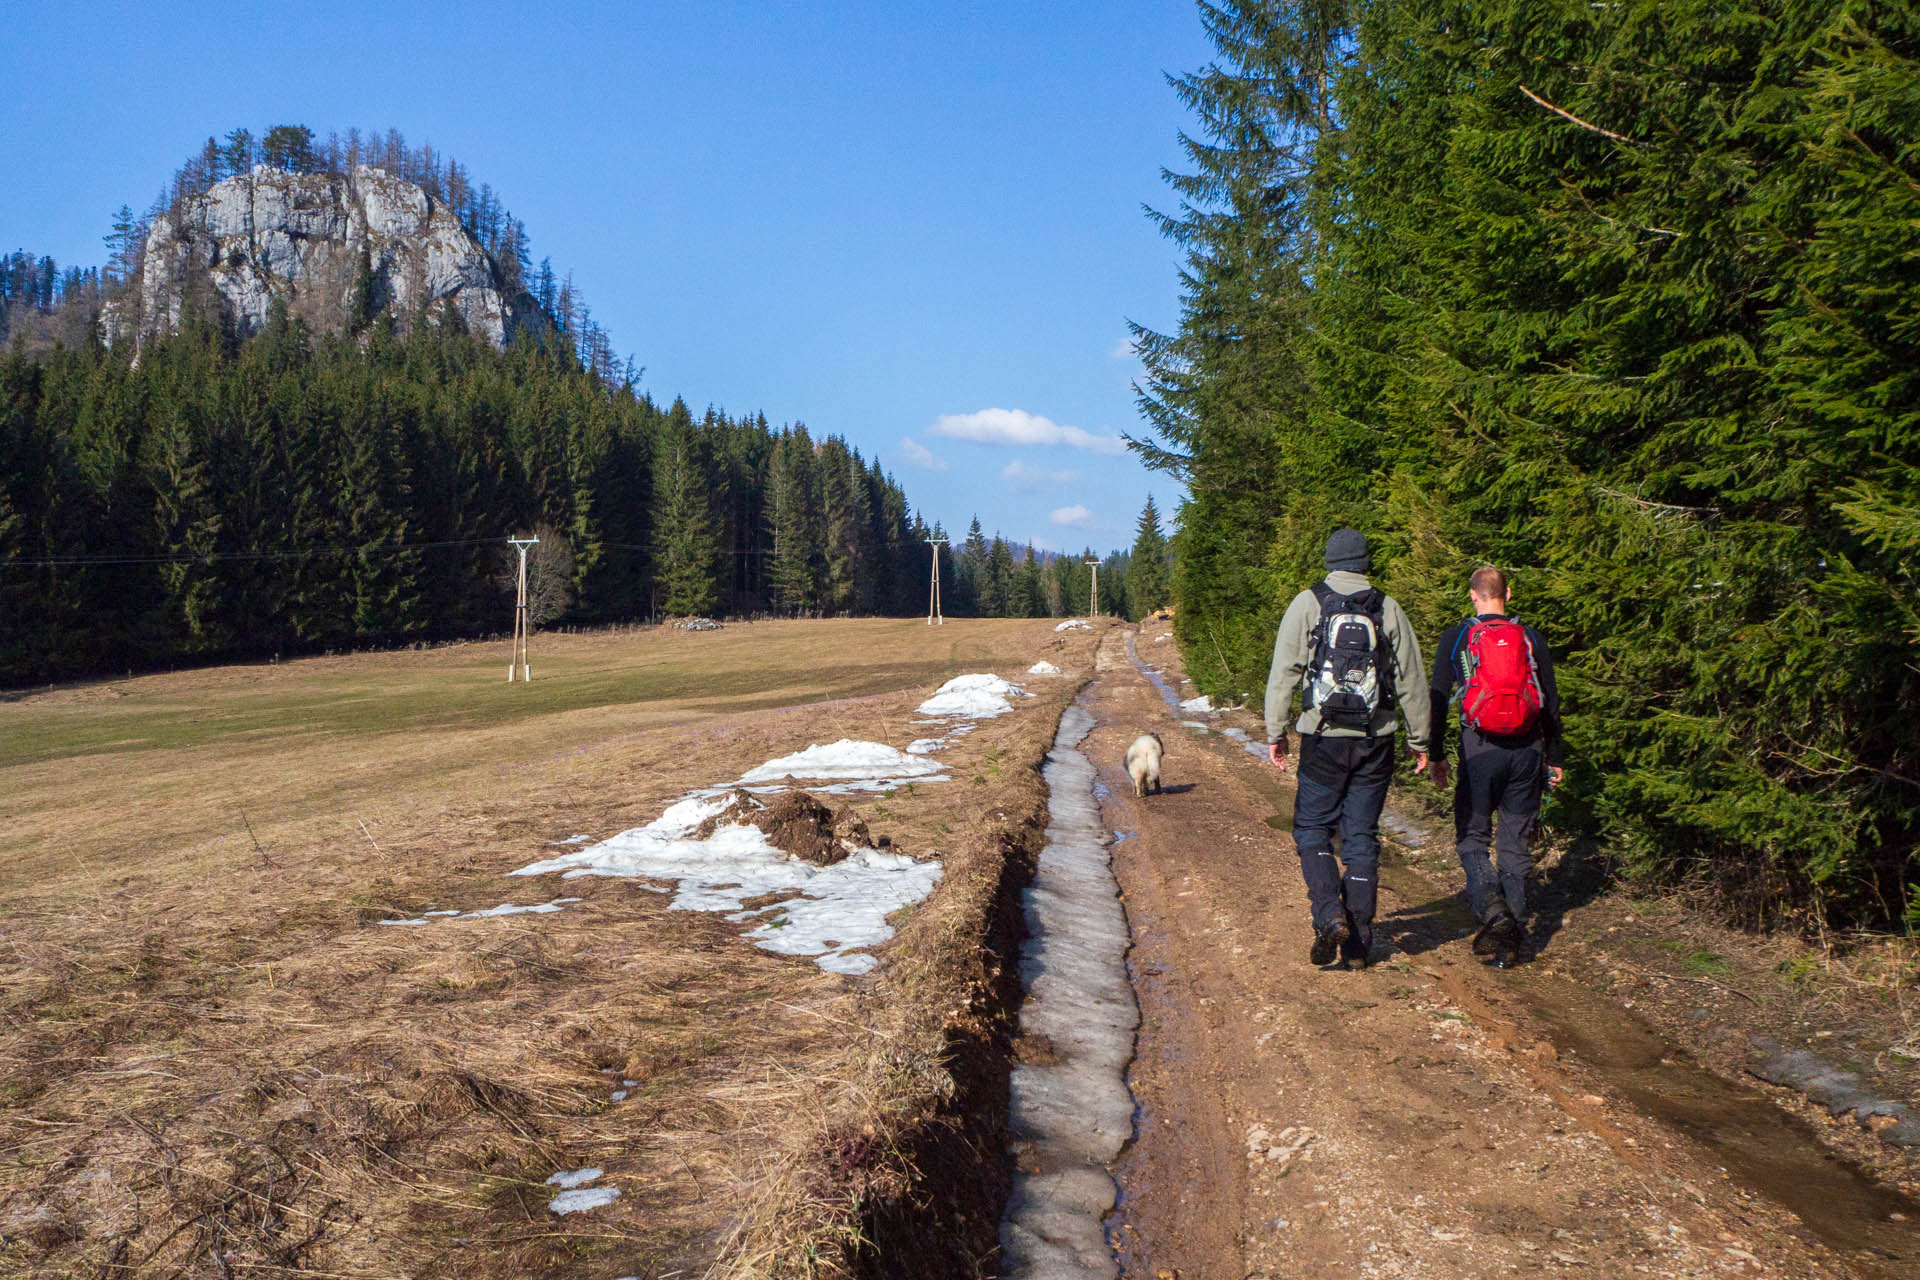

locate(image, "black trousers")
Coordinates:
1293 734 1395 953
1454 726 1544 923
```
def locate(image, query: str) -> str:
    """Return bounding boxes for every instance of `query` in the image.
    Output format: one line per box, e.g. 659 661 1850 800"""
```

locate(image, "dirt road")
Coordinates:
1080 625 1918 1279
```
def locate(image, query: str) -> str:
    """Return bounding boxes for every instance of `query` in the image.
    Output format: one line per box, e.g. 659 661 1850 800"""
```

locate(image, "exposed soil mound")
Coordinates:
747 791 873 866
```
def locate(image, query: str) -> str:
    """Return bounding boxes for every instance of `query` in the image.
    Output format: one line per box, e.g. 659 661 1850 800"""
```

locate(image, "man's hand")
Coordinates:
1268 739 1289 772
1548 764 1565 788
1412 750 1431 776
1430 758 1451 790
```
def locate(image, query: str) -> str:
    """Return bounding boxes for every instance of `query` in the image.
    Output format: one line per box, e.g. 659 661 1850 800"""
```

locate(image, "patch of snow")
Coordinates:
550 1187 620 1214
916 673 1031 719
466 900 566 918
1055 619 1093 632
547 1168 604 1189
1153 634 1172 643
1181 720 1210 731
905 737 946 756
622 1078 637 1087
551 834 592 845
1027 660 1061 675
511 816 942 976
610 1089 628 1102
652 791 744 837
1180 694 1214 714
373 897 581 927
739 739 948 787
729 846 943 975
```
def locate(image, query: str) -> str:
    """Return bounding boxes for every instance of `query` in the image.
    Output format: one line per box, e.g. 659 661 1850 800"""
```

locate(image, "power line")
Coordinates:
5 537 501 568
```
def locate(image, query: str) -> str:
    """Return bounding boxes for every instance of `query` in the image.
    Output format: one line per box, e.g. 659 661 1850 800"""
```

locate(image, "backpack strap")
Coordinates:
1449 616 1476 703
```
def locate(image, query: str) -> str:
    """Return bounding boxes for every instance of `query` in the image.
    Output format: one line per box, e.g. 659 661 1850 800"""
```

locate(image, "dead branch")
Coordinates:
1518 83 1642 147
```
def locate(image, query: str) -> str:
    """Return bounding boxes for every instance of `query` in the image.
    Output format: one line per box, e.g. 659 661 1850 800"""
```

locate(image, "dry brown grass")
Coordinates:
0 618 1101 1277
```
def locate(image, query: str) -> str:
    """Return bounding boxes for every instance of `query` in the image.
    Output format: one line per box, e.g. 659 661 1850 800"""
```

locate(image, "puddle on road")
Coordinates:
1523 971 1919 1275
1379 861 1920 1276
1125 633 1186 718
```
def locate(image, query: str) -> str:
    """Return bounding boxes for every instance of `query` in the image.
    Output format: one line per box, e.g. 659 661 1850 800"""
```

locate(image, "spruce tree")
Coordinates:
652 410 720 617
767 428 820 614
1126 495 1171 620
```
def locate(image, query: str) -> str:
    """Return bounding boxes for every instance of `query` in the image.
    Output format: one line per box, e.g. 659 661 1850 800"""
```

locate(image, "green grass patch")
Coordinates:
1681 950 1732 977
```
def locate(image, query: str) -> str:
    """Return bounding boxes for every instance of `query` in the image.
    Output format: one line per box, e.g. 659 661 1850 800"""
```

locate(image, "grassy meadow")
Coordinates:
0 617 1096 1277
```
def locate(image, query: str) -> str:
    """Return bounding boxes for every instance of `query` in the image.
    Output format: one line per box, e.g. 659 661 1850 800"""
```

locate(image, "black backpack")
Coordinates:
1301 583 1395 732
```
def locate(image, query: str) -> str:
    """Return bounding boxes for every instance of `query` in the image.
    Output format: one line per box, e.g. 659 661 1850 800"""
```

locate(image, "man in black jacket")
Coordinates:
1428 566 1564 965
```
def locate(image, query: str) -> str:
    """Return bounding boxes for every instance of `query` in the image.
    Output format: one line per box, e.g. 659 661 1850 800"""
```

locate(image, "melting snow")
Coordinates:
373 897 581 926
610 1089 628 1102
1180 694 1214 714
738 740 947 788
906 738 946 755
511 792 941 975
547 1168 604 1189
1027 660 1061 675
1055 619 1093 632
916 673 1030 719
550 1187 620 1214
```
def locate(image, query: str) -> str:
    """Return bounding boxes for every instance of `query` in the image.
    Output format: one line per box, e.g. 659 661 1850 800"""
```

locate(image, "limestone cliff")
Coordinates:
107 165 532 348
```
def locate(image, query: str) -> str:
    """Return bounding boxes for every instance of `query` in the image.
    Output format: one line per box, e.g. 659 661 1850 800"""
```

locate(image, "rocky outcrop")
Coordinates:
106 165 530 349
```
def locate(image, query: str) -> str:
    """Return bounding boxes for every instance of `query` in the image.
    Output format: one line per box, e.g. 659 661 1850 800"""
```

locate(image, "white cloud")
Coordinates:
896 437 949 471
1001 459 1081 492
928 407 1128 456
1050 504 1094 528
1109 336 1137 360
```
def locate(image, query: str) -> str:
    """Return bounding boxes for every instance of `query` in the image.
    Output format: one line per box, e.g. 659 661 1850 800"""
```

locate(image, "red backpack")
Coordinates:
1456 617 1542 736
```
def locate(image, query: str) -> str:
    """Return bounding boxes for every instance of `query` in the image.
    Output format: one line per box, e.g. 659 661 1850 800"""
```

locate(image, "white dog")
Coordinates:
1125 734 1164 798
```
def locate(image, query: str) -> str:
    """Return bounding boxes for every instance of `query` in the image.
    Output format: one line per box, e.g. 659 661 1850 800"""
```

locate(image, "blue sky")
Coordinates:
3 1 1207 554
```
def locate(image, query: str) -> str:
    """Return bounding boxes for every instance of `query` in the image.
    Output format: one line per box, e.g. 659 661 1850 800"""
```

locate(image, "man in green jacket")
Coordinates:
1265 529 1433 968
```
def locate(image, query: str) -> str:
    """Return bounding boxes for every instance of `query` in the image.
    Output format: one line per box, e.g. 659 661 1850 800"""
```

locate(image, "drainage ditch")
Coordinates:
999 694 1140 1278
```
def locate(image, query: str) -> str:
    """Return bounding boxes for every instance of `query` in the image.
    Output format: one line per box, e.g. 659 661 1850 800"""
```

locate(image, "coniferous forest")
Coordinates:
0 313 939 681
1137 2 1918 928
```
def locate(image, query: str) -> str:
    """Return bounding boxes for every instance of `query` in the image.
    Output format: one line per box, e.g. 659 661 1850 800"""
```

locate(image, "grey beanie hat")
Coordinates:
1324 528 1370 573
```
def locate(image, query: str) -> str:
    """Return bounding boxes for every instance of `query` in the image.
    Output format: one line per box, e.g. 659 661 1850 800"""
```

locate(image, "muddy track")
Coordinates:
1075 625 1918 1280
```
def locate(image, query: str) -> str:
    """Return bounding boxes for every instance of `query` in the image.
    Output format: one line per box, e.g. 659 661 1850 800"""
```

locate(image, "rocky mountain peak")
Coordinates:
106 164 532 348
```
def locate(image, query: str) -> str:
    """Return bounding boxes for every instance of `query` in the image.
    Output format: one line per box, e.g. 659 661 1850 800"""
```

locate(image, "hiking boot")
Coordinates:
1491 914 1529 969
1471 912 1511 958
1310 920 1350 967
1341 933 1372 970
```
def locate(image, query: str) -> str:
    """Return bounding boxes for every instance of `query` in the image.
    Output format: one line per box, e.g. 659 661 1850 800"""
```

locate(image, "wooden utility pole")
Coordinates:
507 536 539 681
1085 556 1100 618
926 538 948 625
